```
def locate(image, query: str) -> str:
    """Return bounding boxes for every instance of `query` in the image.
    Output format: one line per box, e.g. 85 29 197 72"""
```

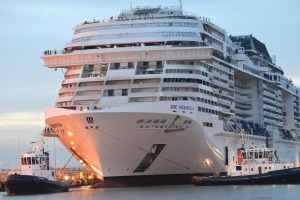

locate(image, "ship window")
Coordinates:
264 151 269 158
153 119 160 123
242 152 246 159
259 151 263 159
128 62 134 68
35 157 39 164
122 89 128 96
136 119 145 123
160 119 167 123
236 166 242 171
115 63 120 68
27 157 31 165
108 90 114 97
250 152 253 159
32 157 36 165
249 152 252 159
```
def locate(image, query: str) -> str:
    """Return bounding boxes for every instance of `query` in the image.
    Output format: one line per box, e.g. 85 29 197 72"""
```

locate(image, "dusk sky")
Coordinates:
0 0 299 169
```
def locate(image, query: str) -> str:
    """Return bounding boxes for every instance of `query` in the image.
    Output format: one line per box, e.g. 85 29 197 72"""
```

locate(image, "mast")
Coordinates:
130 1 133 20
18 138 21 169
179 0 183 15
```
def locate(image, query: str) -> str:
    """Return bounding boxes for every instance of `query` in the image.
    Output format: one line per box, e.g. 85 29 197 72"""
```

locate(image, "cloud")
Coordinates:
289 76 300 88
0 111 44 127
293 79 300 88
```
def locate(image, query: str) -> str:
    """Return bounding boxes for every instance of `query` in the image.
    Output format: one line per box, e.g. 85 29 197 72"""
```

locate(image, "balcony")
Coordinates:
73 94 101 101
129 92 159 98
211 61 231 73
42 47 214 68
218 98 233 106
56 96 73 102
263 105 281 113
263 90 277 99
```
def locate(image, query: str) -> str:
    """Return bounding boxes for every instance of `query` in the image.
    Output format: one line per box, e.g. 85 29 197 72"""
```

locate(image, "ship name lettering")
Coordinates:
179 105 194 110
170 105 194 110
50 123 62 128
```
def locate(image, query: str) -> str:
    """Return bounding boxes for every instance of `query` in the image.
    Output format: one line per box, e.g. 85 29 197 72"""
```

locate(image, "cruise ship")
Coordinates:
41 4 300 186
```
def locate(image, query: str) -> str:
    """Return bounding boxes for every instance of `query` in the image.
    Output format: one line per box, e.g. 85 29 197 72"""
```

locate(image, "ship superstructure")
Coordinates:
42 5 300 185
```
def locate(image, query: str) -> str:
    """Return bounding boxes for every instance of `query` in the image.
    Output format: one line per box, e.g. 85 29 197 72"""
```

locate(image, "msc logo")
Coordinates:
170 105 178 109
86 117 94 124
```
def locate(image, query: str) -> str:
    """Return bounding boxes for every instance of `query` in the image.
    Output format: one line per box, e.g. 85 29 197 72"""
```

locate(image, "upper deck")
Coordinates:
76 5 199 27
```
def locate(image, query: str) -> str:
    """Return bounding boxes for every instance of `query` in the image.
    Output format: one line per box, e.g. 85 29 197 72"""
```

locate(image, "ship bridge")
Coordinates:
230 34 272 63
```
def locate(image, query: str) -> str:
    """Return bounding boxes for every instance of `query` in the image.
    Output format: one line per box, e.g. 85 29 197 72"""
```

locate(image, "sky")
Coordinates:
0 0 300 169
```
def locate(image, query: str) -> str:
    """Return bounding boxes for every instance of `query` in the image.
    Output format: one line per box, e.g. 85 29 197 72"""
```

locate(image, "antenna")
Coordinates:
179 0 183 15
130 1 133 20
18 138 21 168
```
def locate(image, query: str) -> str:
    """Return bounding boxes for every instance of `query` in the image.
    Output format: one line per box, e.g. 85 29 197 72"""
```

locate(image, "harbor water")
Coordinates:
0 184 299 200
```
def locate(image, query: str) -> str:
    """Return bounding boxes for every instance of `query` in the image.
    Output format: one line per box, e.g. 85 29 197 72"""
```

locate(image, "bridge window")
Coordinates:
259 151 263 159
32 157 36 165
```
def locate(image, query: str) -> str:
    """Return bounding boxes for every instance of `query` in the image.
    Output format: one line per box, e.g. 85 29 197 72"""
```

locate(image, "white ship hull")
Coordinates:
46 101 236 180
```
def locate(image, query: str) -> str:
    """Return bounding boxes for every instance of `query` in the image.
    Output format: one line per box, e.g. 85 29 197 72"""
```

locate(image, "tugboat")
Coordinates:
3 137 70 195
192 145 300 186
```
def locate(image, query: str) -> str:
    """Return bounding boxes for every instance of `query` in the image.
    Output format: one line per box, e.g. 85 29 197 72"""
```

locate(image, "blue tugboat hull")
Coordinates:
4 174 70 195
192 167 300 186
